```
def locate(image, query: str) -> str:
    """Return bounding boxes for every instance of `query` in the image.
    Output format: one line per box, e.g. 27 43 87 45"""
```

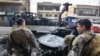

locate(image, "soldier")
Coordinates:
7 18 40 56
65 19 100 56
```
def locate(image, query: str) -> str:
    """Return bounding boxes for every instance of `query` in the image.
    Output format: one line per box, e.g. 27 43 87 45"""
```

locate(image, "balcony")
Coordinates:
37 10 60 13
0 0 26 5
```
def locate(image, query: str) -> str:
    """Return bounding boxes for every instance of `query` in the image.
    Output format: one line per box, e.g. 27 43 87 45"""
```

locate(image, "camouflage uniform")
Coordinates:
67 31 100 56
7 26 39 56
65 35 75 51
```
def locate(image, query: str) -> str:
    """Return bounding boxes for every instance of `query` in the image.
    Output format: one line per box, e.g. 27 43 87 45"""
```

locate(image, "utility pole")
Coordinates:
28 0 30 12
25 0 30 12
98 0 100 16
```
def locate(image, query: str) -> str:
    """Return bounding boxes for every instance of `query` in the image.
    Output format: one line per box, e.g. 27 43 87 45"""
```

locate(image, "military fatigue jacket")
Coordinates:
67 31 100 56
7 26 39 55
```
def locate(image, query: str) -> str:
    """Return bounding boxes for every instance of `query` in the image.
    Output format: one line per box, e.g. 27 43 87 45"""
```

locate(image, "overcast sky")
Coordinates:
30 0 100 13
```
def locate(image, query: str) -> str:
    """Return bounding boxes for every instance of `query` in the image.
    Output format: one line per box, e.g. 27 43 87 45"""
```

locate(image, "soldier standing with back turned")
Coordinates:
7 18 40 56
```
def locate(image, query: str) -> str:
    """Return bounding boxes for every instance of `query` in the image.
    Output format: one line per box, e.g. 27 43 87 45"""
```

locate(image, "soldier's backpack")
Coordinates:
81 34 95 56
65 34 100 56
10 30 31 56
10 35 31 56
81 34 100 56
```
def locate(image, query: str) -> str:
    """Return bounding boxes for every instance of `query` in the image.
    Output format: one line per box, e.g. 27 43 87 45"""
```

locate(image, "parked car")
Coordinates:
65 16 78 28
91 24 100 33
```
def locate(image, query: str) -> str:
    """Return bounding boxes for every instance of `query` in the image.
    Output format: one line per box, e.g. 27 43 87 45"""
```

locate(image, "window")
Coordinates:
54 14 58 17
54 6 60 11
1 5 23 12
75 8 98 16
45 14 52 17
44 6 53 10
49 14 52 17
38 5 44 10
46 14 49 17
99 10 100 16
38 14 43 17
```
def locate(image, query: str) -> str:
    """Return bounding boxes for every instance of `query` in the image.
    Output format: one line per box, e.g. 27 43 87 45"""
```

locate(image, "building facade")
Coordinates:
37 2 61 20
67 5 100 19
0 0 30 20
0 0 30 13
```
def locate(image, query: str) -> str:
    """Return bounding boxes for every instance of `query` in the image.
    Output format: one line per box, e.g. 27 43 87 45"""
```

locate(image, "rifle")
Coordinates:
19 43 31 56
